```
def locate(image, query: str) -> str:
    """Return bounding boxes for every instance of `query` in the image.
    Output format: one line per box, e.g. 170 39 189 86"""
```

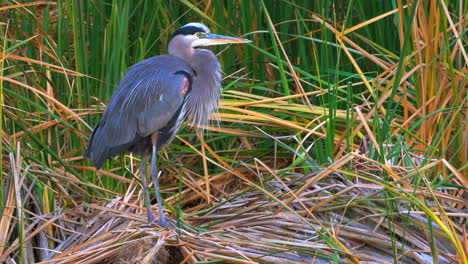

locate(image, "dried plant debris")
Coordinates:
1 153 465 264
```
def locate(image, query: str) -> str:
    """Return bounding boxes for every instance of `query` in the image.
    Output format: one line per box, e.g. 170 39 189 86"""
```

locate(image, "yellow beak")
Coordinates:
198 33 251 46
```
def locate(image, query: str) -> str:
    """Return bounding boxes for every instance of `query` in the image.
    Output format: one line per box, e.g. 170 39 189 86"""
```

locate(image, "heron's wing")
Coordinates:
135 71 190 136
85 55 193 169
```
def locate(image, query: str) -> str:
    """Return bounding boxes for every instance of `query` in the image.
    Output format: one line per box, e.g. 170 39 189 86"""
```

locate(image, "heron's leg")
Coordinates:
139 157 155 223
150 133 168 227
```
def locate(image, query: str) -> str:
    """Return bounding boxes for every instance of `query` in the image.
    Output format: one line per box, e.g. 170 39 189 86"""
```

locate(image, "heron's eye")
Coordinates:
195 32 203 38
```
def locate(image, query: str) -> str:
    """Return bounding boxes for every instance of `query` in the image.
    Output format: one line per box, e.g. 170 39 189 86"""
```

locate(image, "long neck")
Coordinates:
168 36 222 127
168 35 194 62
185 49 222 128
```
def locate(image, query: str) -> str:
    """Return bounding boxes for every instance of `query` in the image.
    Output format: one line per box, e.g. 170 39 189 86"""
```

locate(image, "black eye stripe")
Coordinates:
170 26 205 39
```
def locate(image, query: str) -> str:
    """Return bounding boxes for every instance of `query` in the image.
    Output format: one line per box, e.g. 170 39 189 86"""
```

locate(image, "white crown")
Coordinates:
182 22 210 33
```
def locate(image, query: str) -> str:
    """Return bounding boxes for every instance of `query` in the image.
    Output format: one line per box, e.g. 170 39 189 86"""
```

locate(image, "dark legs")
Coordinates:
150 144 168 227
140 132 168 227
137 132 168 227
139 157 156 222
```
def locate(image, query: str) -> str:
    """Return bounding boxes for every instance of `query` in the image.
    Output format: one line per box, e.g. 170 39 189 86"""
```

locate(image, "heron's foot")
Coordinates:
145 212 180 231
154 215 170 228
145 210 167 226
156 217 182 232
153 218 181 233
147 214 156 223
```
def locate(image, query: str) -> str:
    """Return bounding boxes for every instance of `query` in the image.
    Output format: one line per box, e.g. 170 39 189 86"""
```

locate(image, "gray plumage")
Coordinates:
85 55 198 168
84 22 250 226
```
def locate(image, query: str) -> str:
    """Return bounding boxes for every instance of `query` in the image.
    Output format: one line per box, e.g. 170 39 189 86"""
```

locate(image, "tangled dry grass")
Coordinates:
1 150 466 264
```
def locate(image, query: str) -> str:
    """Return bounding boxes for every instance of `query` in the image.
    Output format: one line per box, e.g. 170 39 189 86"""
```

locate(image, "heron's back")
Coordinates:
85 55 194 169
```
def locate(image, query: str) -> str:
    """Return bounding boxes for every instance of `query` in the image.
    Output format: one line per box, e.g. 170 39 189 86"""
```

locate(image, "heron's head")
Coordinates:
169 22 251 50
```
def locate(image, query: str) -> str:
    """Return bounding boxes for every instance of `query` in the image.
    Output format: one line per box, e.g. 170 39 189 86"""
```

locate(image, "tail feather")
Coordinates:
85 121 142 170
85 122 109 169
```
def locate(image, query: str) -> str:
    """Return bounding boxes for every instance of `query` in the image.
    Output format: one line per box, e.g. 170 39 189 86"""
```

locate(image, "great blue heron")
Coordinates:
85 23 250 227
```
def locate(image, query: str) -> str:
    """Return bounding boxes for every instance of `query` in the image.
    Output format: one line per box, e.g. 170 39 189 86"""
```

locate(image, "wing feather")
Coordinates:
85 55 193 169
